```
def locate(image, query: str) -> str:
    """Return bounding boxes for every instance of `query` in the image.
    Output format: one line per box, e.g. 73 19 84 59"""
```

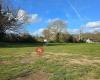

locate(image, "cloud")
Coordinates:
48 18 59 23
86 28 100 33
27 14 39 23
47 18 67 24
84 21 100 33
17 9 39 23
17 9 27 22
31 28 45 36
68 29 79 34
85 21 100 28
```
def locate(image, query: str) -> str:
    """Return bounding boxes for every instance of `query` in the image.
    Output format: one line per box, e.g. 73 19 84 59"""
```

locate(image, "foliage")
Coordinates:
82 32 100 42
0 1 23 41
1 33 39 43
43 19 67 42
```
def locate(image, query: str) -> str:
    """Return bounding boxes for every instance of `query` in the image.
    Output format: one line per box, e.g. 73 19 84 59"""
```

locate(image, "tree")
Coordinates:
0 1 23 41
42 29 50 40
47 19 67 42
79 26 84 40
82 32 100 42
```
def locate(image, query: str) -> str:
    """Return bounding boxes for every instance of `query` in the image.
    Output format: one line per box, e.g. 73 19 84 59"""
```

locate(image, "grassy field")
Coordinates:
0 43 100 80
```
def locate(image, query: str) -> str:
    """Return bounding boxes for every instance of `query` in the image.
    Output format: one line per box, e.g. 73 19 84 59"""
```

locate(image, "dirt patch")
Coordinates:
19 57 35 64
15 71 49 80
13 52 100 80
18 52 100 66
17 53 40 64
41 52 100 66
68 58 100 65
0 60 13 65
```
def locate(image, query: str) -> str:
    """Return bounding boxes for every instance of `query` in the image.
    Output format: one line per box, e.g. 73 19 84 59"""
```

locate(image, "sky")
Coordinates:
5 0 100 35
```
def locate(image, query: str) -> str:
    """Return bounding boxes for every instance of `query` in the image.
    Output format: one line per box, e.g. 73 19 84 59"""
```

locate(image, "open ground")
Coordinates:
0 43 100 80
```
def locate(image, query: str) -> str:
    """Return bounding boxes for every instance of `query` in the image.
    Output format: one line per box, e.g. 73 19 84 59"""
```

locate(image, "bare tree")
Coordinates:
42 29 50 40
0 0 23 41
47 19 67 42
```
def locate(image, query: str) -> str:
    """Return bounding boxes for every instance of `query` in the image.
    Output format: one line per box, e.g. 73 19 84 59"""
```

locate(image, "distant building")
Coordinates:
44 39 48 45
86 39 93 43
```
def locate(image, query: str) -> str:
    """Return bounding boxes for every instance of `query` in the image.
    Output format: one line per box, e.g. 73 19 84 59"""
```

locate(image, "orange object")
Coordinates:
36 47 44 56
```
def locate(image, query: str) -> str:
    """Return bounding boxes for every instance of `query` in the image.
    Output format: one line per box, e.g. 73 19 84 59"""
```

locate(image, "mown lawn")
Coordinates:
0 43 100 80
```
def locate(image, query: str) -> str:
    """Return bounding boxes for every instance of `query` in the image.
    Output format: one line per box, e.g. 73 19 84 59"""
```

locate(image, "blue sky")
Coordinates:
7 0 100 34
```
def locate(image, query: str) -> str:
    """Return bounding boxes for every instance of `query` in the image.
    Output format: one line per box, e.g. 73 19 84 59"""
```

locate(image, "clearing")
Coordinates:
0 43 100 80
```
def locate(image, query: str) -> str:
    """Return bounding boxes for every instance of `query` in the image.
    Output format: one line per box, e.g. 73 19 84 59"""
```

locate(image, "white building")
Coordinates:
86 39 93 43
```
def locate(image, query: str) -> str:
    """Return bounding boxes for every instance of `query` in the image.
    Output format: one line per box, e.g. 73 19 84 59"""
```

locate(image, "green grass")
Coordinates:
0 43 100 80
45 43 100 57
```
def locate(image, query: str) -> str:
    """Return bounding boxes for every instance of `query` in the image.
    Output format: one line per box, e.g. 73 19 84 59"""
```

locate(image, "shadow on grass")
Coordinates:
0 42 44 48
0 42 68 48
